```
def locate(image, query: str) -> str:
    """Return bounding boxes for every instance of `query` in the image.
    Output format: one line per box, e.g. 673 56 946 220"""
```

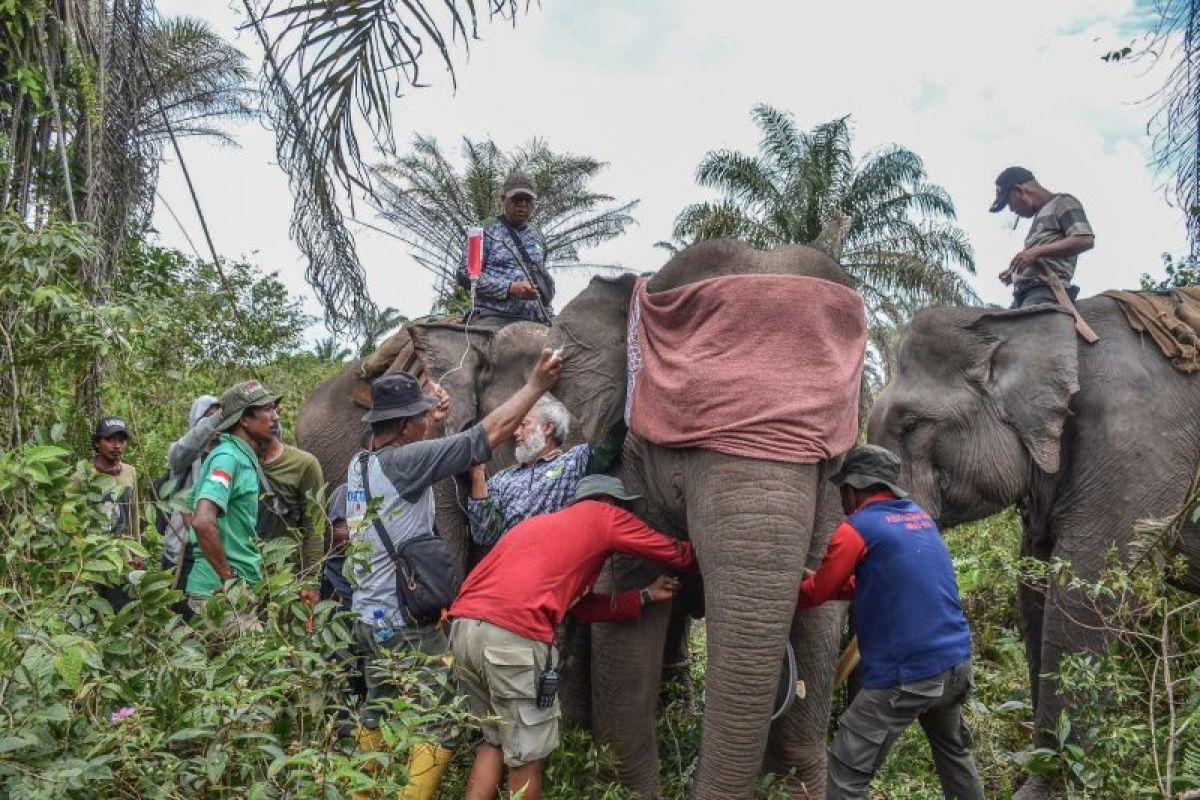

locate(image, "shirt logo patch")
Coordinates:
544 463 565 480
209 468 232 490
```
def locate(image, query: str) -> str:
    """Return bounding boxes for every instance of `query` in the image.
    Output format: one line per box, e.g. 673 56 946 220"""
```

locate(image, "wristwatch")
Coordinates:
639 588 653 607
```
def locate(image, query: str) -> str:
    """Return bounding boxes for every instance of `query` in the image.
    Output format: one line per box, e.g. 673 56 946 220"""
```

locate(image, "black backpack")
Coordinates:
357 454 459 626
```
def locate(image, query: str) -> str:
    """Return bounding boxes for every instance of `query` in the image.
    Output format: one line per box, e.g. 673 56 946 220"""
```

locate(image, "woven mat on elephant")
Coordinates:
625 275 867 463
352 314 479 409
1100 287 1200 374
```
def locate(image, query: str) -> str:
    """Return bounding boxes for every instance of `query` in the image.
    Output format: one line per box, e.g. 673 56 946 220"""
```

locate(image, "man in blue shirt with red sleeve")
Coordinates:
800 444 984 800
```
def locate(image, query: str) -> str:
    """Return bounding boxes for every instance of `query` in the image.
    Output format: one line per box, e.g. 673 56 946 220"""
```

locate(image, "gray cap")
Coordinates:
829 444 908 497
572 474 641 504
502 170 537 200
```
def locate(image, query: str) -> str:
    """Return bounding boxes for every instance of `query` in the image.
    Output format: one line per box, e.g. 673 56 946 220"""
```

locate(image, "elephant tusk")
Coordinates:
835 636 860 687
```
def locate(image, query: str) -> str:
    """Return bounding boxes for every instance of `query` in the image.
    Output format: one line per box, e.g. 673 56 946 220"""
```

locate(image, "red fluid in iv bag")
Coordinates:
466 227 484 280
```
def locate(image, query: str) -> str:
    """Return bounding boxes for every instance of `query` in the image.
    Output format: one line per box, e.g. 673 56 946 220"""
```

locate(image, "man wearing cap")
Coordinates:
457 170 555 325
799 444 983 800
990 166 1095 309
344 349 563 800
186 380 281 637
89 417 142 610
449 475 696 800
162 395 222 586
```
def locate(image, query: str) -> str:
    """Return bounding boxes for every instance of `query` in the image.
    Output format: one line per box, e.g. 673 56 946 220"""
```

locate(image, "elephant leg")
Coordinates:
686 451 815 800
558 621 593 729
1016 510 1052 719
766 459 847 798
592 553 673 798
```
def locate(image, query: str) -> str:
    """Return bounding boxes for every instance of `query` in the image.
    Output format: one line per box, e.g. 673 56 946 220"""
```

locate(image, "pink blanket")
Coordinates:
625 274 867 463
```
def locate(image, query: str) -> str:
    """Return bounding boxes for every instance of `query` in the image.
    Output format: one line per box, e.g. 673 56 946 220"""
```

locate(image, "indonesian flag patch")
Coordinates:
209 468 232 490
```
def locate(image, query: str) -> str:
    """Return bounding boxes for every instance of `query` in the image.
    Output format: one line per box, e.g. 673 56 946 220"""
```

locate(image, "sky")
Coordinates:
152 0 1185 343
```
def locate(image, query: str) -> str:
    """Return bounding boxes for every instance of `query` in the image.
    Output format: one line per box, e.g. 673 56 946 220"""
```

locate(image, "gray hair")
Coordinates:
531 394 570 444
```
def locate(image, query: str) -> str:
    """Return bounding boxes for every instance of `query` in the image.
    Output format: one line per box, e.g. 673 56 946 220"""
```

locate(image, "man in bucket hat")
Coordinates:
186 380 280 637
799 445 983 800
448 475 696 800
344 349 563 800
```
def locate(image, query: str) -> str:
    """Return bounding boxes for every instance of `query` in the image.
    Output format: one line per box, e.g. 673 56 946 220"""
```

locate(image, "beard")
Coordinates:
515 427 548 465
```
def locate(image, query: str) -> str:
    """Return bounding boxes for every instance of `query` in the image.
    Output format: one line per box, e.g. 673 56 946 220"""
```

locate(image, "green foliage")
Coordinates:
1141 252 1199 291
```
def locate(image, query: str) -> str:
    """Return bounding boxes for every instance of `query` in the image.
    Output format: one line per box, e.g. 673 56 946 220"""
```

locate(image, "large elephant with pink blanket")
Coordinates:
549 239 868 799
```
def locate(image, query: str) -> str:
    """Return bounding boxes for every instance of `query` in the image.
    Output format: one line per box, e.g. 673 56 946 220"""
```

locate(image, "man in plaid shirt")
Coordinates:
468 394 590 546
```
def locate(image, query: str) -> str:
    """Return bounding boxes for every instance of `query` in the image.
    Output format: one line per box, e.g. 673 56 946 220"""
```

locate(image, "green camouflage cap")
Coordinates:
829 444 908 497
572 474 641 504
213 380 280 432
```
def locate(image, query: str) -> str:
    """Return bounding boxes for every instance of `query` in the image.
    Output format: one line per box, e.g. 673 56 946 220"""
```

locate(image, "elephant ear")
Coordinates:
966 307 1080 473
551 273 638 443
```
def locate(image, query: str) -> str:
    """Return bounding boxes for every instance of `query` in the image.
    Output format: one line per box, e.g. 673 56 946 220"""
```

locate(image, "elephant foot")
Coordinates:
1013 774 1057 800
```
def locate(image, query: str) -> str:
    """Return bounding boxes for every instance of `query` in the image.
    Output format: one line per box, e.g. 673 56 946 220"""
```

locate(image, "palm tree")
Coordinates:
671 106 978 326
313 337 352 362
238 1 535 335
371 135 639 309
358 306 408 357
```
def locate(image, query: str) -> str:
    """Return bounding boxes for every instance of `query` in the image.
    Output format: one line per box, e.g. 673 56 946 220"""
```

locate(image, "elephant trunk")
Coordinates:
685 451 819 800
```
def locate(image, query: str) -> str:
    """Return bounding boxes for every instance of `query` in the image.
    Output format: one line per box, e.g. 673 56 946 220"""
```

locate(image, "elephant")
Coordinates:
296 319 554 580
867 299 1200 798
548 238 863 799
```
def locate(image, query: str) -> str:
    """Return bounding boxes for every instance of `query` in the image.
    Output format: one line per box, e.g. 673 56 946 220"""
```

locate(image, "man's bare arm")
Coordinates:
478 349 561 450
192 499 234 582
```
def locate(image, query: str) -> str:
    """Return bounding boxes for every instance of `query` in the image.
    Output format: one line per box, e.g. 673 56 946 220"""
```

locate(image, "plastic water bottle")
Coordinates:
371 607 394 644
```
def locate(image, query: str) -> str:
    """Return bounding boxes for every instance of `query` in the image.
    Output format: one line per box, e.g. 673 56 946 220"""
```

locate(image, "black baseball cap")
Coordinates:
93 417 130 440
990 166 1035 213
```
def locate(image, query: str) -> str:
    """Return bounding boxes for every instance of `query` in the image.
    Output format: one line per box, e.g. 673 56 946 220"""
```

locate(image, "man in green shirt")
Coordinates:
187 380 281 638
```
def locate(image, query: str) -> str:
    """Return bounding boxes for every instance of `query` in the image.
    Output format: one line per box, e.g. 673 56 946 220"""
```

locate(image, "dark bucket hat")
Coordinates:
989 166 1035 213
213 380 281 432
361 373 438 423
93 416 130 440
572 474 642 504
829 444 908 497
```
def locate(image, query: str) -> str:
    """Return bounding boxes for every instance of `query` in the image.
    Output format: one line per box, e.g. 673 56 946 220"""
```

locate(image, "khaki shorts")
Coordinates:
450 618 560 768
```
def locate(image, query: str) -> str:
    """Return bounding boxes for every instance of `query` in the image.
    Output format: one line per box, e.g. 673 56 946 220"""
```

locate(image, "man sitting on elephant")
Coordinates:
799 445 984 800
990 166 1095 309
449 474 695 800
466 394 591 546
458 170 555 326
344 350 562 800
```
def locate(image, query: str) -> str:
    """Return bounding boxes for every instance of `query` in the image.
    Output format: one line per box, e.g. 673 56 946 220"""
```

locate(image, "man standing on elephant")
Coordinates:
458 170 555 326
991 166 1095 309
345 349 562 800
449 474 695 800
466 394 591 546
799 445 984 800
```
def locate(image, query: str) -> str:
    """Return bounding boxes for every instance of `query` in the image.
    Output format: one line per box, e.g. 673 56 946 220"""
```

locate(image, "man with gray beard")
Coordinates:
467 394 591 546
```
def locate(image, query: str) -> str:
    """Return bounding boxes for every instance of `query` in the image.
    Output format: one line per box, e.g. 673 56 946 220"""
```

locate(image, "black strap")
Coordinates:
499 219 553 307
358 454 399 561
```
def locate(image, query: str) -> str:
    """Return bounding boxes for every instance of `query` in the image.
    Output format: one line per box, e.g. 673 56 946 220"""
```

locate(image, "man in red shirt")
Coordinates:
449 474 696 800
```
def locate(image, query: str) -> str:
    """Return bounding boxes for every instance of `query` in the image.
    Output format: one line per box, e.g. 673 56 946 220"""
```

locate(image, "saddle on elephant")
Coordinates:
1100 286 1200 374
353 315 476 409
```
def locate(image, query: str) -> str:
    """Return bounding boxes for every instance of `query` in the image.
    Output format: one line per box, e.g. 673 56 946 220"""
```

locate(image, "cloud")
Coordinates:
151 0 1187 334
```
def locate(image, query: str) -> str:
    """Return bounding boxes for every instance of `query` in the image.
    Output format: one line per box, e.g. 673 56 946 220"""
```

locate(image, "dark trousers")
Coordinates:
827 659 984 800
1011 282 1079 309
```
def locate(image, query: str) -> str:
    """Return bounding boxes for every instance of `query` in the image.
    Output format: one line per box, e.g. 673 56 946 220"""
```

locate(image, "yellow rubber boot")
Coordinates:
353 727 386 800
399 743 453 800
